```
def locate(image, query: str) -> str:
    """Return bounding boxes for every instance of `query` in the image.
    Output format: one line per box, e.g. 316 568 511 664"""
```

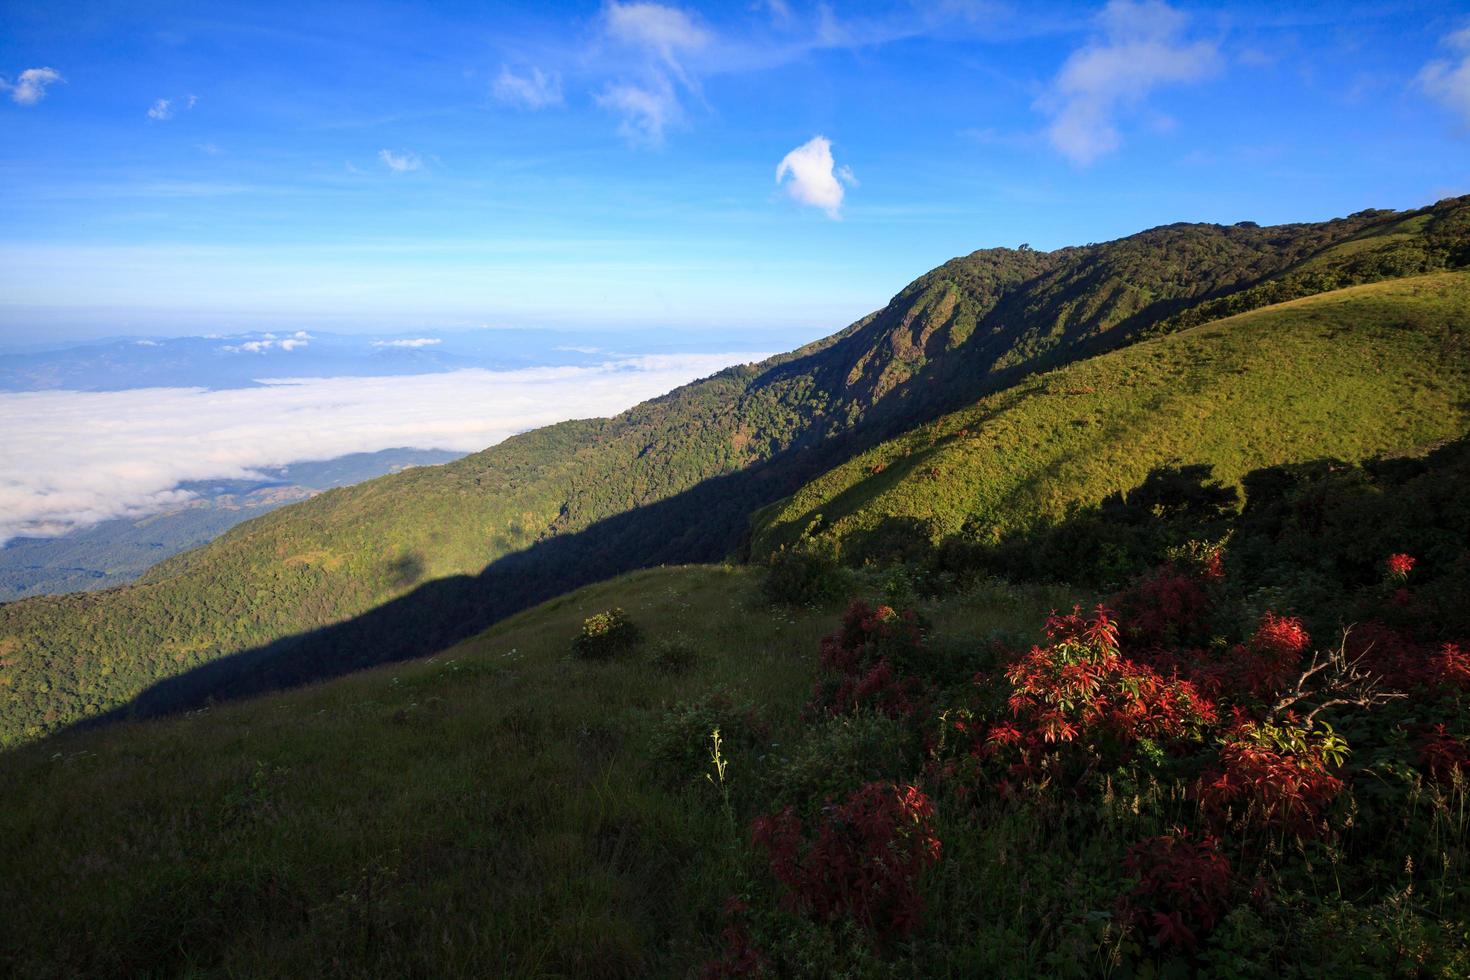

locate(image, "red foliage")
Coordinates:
1121 831 1233 952
1386 552 1417 580
1004 606 1216 750
1114 567 1215 650
1198 724 1344 838
809 601 929 719
751 782 941 942
1345 624 1470 694
1242 613 1310 698
1417 725 1470 784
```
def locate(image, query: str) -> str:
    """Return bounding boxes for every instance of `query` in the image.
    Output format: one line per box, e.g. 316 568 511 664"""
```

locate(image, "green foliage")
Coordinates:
571 608 642 660
647 691 768 790
760 544 849 606
763 711 920 818
648 633 699 676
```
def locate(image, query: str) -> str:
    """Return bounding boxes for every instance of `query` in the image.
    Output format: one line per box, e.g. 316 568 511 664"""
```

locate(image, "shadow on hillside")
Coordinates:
75 432 868 730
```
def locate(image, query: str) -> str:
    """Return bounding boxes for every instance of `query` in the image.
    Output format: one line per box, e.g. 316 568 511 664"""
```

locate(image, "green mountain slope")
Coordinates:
751 272 1470 562
2 199 1468 745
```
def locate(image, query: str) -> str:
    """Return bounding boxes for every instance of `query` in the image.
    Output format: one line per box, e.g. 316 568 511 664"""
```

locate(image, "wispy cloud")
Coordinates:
1039 0 1220 165
776 135 854 219
0 353 765 542
147 98 173 121
493 65 564 109
378 148 422 172
596 78 680 145
1419 25 1470 130
371 338 442 348
595 2 711 145
1 67 63 106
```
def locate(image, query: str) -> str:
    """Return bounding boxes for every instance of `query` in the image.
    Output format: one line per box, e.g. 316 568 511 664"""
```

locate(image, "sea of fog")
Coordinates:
0 329 783 544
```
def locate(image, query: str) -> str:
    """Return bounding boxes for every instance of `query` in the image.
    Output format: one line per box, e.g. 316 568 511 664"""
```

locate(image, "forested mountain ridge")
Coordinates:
751 271 1470 562
2 197 1468 745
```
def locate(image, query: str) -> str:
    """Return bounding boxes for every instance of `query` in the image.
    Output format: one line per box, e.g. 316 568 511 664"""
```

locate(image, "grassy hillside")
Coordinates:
2 199 1468 746
4 432 1469 975
0 565 1071 977
751 272 1470 563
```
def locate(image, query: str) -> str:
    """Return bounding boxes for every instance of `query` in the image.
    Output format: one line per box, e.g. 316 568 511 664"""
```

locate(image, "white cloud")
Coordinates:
219 335 310 354
195 142 223 155
134 339 161 347
378 148 422 172
371 338 442 349
493 65 563 109
596 78 680 144
1419 25 1470 129
0 353 766 543
147 98 173 121
775 135 854 218
186 93 198 109
1 67 63 106
1039 0 1219 165
597 2 711 145
605 1 711 64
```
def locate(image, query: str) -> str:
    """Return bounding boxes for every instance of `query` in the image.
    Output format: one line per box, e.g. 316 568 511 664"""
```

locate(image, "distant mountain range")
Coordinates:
0 449 462 601
1 195 1467 746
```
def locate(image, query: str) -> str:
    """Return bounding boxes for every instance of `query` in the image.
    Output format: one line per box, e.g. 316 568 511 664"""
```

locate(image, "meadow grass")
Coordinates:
0 564 1071 977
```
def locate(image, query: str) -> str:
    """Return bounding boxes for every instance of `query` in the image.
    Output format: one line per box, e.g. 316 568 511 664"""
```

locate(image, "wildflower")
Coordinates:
1385 552 1416 581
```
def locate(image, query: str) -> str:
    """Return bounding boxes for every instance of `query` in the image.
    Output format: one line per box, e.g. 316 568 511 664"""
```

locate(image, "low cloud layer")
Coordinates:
776 135 854 218
371 338 442 348
219 331 311 354
0 353 763 543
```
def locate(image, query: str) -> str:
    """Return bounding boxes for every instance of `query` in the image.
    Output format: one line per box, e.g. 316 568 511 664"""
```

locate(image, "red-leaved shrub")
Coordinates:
1004 606 1216 750
1198 722 1345 838
751 781 941 942
808 601 930 719
1121 831 1233 952
1418 724 1470 784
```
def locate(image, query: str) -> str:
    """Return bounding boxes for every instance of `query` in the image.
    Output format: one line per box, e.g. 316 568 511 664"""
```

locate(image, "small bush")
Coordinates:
762 546 848 606
765 712 919 817
572 607 642 660
648 692 769 789
650 633 699 676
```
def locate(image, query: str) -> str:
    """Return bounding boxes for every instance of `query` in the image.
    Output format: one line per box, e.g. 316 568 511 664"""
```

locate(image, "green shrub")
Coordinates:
762 545 849 606
764 712 920 817
647 692 769 790
571 607 642 660
650 633 699 676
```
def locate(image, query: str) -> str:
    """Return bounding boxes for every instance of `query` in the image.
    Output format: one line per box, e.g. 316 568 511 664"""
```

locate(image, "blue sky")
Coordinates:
1 0 1468 343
